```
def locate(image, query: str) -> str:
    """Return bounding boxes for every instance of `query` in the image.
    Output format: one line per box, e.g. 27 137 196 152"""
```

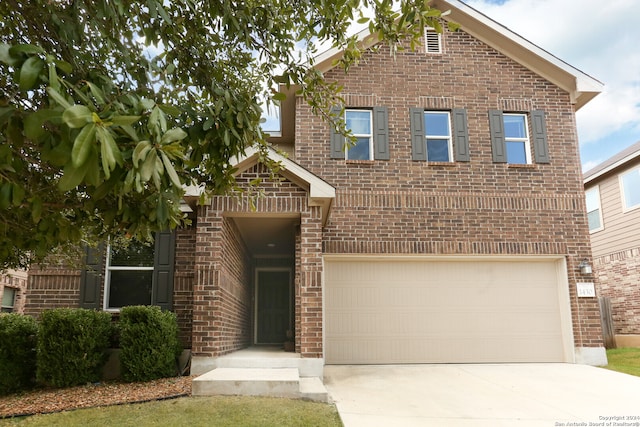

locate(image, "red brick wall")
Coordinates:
595 247 640 335
294 28 602 348
191 163 324 357
174 225 196 347
24 267 81 316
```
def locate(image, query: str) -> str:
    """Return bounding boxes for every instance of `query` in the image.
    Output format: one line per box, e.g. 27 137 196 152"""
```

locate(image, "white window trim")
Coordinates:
585 186 604 233
619 166 640 213
102 244 155 311
504 113 532 164
345 109 374 160
424 111 453 162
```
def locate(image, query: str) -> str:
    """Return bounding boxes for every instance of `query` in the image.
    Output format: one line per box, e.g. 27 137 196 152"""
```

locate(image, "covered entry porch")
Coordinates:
190 147 334 377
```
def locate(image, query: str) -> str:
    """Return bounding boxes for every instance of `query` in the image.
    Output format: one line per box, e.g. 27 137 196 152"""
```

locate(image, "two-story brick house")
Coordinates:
25 0 606 375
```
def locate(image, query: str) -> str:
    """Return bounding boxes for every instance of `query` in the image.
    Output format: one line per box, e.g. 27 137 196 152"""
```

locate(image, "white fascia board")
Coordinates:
583 151 640 185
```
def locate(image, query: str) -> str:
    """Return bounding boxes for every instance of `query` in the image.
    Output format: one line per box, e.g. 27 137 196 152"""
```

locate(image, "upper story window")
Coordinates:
489 110 550 165
424 111 453 162
503 114 532 164
410 108 470 162
585 186 604 232
619 166 640 211
345 109 373 160
1 287 16 313
425 29 442 54
330 107 389 161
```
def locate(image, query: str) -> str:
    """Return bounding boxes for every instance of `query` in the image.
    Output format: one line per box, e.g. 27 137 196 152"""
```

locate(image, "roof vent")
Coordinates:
425 29 442 54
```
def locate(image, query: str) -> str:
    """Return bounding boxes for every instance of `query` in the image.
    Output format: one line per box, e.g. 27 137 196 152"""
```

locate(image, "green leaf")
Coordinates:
97 127 116 178
158 104 181 116
133 140 152 168
58 162 88 191
62 105 93 128
10 44 44 55
54 59 73 74
160 128 187 144
24 109 61 141
273 92 287 102
31 197 42 223
46 87 72 109
110 115 141 126
160 151 182 188
86 82 106 105
139 149 157 182
19 56 44 91
0 44 20 66
71 123 96 168
0 183 11 210
47 61 59 91
12 183 25 206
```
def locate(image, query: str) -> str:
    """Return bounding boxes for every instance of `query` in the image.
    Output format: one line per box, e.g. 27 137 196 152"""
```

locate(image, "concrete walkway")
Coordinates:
324 364 640 426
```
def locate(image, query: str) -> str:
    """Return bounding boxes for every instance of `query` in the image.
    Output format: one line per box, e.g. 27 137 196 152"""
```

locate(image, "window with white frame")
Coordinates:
345 109 373 160
620 166 640 211
585 186 603 232
104 240 155 309
503 113 532 164
424 111 453 162
1 287 16 313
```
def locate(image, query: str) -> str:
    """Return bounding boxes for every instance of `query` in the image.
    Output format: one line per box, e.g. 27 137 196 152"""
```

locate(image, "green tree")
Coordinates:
0 0 454 268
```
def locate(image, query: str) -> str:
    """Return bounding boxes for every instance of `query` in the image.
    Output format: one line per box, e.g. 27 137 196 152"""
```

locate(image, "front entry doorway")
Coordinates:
255 269 292 344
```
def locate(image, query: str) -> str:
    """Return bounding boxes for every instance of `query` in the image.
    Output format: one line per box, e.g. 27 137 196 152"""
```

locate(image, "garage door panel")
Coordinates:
325 258 568 364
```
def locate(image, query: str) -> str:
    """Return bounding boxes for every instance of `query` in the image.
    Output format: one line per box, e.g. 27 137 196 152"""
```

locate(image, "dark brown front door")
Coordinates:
256 270 291 344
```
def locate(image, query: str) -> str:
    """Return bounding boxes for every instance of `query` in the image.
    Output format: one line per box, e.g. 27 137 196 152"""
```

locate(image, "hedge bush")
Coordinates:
119 305 182 382
0 314 38 395
36 308 113 387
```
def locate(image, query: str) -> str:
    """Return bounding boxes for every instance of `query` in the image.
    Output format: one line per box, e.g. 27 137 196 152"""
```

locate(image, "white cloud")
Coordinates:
466 0 640 147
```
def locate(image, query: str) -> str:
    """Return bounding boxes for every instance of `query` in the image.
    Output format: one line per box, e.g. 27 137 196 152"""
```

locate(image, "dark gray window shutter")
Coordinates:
452 108 470 162
531 110 550 164
488 110 507 163
410 108 427 161
373 106 390 160
80 244 104 309
330 106 344 159
152 231 176 310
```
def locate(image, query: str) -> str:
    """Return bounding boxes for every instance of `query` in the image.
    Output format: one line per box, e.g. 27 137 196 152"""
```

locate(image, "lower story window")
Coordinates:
1 287 16 313
105 240 155 309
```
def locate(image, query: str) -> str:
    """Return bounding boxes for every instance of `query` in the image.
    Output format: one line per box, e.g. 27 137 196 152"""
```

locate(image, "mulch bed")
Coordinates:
0 376 193 419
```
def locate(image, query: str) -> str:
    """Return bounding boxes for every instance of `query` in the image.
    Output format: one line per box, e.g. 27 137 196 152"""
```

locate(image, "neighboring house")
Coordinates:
584 141 640 347
25 0 607 374
0 269 28 313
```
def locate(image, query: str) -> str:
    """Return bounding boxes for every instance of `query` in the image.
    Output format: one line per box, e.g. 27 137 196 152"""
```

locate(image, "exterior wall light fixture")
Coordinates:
578 259 592 275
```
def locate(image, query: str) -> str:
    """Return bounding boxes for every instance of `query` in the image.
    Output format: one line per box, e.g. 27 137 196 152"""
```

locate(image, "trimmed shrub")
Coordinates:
0 314 38 395
37 308 112 388
119 305 182 382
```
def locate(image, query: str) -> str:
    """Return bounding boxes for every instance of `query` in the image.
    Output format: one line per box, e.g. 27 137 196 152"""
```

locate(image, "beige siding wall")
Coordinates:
588 158 640 259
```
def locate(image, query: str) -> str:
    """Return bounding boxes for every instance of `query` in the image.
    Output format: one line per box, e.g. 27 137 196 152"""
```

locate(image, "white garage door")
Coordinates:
324 257 572 364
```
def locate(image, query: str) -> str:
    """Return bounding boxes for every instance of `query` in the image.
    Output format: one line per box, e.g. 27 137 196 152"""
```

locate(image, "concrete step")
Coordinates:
192 367 330 402
299 377 330 403
193 368 300 398
214 356 301 369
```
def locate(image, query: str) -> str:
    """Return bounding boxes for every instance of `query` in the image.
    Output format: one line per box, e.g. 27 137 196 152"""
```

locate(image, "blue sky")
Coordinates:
465 0 640 171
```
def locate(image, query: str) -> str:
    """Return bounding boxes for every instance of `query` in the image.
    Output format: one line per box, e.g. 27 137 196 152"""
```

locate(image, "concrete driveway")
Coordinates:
324 364 640 426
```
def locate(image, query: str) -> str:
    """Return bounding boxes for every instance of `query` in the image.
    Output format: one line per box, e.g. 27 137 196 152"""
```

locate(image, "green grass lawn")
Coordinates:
604 347 640 377
0 396 343 427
